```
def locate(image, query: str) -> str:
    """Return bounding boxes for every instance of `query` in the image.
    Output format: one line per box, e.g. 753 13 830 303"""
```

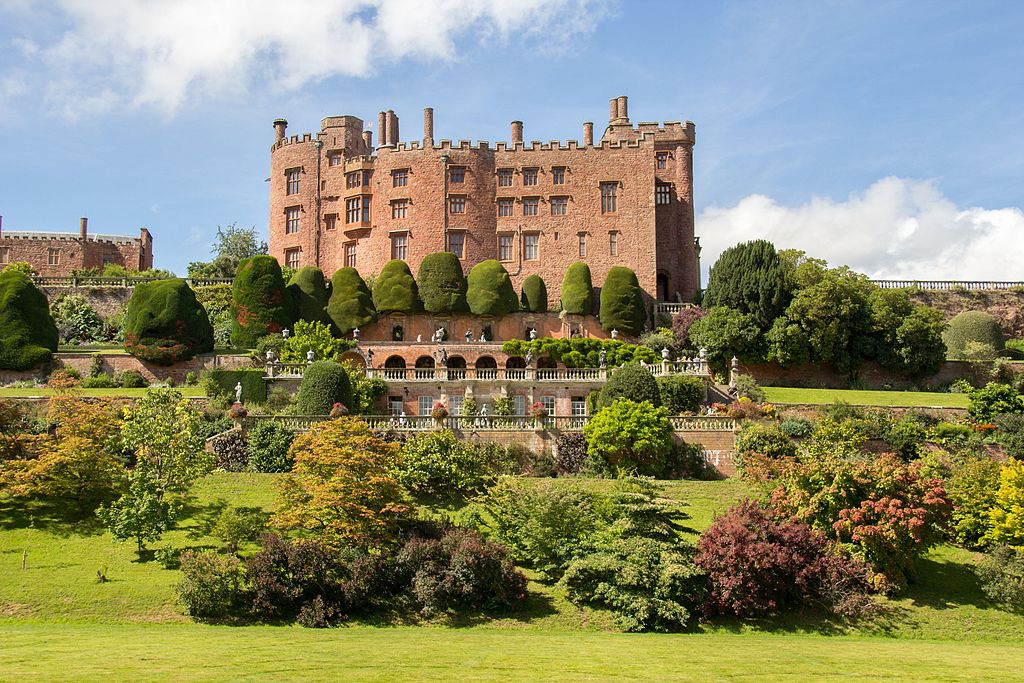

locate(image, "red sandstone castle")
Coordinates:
268 96 700 304
0 216 153 276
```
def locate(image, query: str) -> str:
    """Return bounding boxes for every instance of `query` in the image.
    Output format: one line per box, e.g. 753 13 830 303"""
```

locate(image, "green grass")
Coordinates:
56 346 127 355
763 386 969 408
0 387 206 398
2 473 1023 680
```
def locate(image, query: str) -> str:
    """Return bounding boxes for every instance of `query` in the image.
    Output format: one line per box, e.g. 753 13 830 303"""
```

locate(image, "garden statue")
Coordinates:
234 382 242 403
352 327 360 341
480 331 487 342
525 350 533 366
465 330 473 342
306 350 315 364
529 328 538 341
439 347 448 364
599 348 607 367
416 334 422 343
611 329 619 339
282 328 290 339
399 411 407 427
366 349 374 365
661 347 671 361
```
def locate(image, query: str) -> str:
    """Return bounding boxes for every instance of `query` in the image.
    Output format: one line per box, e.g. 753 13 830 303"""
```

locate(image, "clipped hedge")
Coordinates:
417 252 467 313
501 337 659 368
287 267 331 325
467 259 519 316
124 279 214 365
943 310 1005 360
295 361 352 415
561 262 593 315
231 256 295 348
0 269 58 370
326 267 376 335
599 266 646 336
204 368 268 403
598 362 660 409
656 375 705 414
372 259 421 313
520 274 548 313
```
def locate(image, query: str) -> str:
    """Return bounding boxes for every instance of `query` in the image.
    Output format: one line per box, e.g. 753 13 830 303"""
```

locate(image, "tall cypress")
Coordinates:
703 240 789 331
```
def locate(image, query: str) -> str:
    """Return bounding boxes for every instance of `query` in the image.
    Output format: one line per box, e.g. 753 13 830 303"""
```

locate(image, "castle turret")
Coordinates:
79 217 88 240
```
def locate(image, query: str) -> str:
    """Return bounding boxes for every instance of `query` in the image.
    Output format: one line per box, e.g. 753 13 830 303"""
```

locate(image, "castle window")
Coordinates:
497 169 513 187
523 168 538 186
284 248 300 270
345 171 362 189
392 169 409 187
345 242 357 268
324 213 337 230
600 182 618 214
656 183 672 205
539 395 555 416
524 233 539 261
328 153 342 167
550 196 568 216
286 168 300 195
571 397 586 417
552 167 565 185
522 197 539 216
497 198 514 217
514 395 526 415
391 234 408 260
578 233 586 258
362 196 371 221
0 247 9 264
656 152 668 169
609 231 619 256
449 196 466 214
392 199 409 219
499 234 514 261
285 206 301 234
447 232 465 259
389 396 403 415
449 167 466 183
418 395 434 416
346 197 370 223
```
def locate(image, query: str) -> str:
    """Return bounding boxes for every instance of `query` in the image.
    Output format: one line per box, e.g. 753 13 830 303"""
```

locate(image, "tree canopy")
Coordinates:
188 224 268 279
704 240 790 331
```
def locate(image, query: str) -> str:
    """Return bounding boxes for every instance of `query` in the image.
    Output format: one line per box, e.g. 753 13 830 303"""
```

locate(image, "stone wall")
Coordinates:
0 353 252 385
909 289 1024 338
741 359 1024 391
38 286 133 317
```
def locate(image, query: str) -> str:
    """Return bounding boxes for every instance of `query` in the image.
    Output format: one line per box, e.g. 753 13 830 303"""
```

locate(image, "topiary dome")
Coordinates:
287 267 331 326
599 266 646 336
417 252 467 313
942 310 1005 360
124 278 214 365
372 259 421 313
326 267 376 334
520 274 548 313
0 269 58 370
230 255 296 348
466 260 519 316
295 361 352 415
561 262 593 315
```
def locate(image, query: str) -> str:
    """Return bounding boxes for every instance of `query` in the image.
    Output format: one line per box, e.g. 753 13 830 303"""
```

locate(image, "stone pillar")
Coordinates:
423 107 434 146
273 118 288 142
511 120 523 145
377 112 388 149
583 121 594 146
616 95 628 121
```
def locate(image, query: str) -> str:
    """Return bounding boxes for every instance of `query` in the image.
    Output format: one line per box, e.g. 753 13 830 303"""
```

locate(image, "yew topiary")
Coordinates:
0 269 58 370
561 262 593 315
294 361 352 416
942 310 1005 360
372 259 421 313
287 267 331 326
123 279 214 365
326 268 376 334
467 260 519 316
230 256 295 348
599 266 645 335
521 275 548 313
417 252 467 313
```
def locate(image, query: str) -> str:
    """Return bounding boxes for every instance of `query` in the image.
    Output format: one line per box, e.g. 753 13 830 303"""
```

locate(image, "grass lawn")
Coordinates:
56 346 127 355
0 387 206 398
763 386 969 408
2 473 1022 680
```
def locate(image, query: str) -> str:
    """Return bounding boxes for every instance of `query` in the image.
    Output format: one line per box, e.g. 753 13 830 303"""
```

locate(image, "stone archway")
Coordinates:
415 355 436 379
475 355 497 380
446 355 467 380
384 355 406 380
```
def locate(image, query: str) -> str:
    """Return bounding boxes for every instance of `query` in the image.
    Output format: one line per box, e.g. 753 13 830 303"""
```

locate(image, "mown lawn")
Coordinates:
0 387 206 398
763 386 969 408
2 473 1022 680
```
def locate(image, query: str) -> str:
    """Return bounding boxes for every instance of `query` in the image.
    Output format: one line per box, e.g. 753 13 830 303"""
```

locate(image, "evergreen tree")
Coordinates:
466 260 519 316
599 267 646 335
326 268 376 334
372 259 421 313
287 267 331 325
417 252 467 313
561 262 593 315
124 279 214 364
0 269 58 370
521 275 548 313
704 240 790 331
230 255 295 348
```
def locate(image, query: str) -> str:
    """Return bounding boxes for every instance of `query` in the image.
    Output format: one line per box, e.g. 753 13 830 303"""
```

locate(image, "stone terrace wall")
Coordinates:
0 353 252 385
909 289 1024 338
38 286 133 317
741 359 1024 391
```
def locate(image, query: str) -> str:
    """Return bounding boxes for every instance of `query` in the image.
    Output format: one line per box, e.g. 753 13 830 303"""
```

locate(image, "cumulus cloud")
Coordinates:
6 0 607 117
698 177 1024 281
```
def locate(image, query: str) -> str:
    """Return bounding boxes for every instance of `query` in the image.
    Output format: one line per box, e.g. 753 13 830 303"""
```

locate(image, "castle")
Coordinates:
0 216 153 276
268 96 700 304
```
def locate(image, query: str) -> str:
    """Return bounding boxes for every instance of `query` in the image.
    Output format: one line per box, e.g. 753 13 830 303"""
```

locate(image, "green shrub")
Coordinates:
501 337 659 369
993 413 1024 459
520 274 548 313
947 457 1002 548
734 373 766 402
1006 339 1024 361
416 252 467 313
247 421 296 473
560 262 593 315
0 269 58 370
230 256 295 347
51 293 109 344
735 423 798 461
398 430 488 494
203 368 268 403
779 417 814 438
657 375 704 414
81 373 117 388
689 306 762 372
211 430 250 471
598 363 660 409
372 259 421 313
326 267 376 334
280 320 354 363
466 260 519 316
599 266 646 336
123 279 214 365
116 370 148 389
294 361 352 415
884 418 928 460
287 267 331 325
968 383 1024 422
212 506 268 554
176 550 243 618
977 546 1024 611
943 311 1005 360
584 399 674 476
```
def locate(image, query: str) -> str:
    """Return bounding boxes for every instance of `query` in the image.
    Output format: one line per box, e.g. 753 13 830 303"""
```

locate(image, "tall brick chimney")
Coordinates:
273 118 288 143
79 217 88 240
377 111 388 148
583 122 594 146
511 121 523 145
609 98 618 122
362 130 372 152
423 107 434 146
616 96 629 122
387 110 399 146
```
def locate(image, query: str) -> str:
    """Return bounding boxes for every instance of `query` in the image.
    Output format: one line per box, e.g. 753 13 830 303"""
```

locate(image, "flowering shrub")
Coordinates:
430 401 449 421
227 403 248 419
529 401 548 419
329 402 349 418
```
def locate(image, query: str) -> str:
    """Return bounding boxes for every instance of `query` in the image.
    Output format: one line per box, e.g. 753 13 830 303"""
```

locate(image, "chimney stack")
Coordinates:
0 215 3 238
583 121 594 146
423 107 434 146
511 120 524 145
609 98 618 122
377 111 388 148
387 110 399 146
362 130 373 152
616 95 628 122
273 118 288 143
79 217 88 240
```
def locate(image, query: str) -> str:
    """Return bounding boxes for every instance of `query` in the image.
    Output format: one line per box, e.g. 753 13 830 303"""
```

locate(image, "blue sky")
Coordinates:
1 0 1022 280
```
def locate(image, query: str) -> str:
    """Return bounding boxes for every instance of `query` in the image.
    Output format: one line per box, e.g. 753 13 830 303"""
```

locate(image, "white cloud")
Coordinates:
698 177 1024 281
10 0 606 117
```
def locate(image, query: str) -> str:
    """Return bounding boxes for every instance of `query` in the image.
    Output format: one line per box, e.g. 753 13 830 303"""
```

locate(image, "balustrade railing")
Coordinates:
240 414 735 433
31 275 234 288
355 361 709 384
871 279 1024 291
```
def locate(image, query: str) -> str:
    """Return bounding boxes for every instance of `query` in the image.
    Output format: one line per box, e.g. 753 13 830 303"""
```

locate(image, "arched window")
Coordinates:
384 355 406 380
475 355 497 380
414 355 435 379
446 355 467 380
